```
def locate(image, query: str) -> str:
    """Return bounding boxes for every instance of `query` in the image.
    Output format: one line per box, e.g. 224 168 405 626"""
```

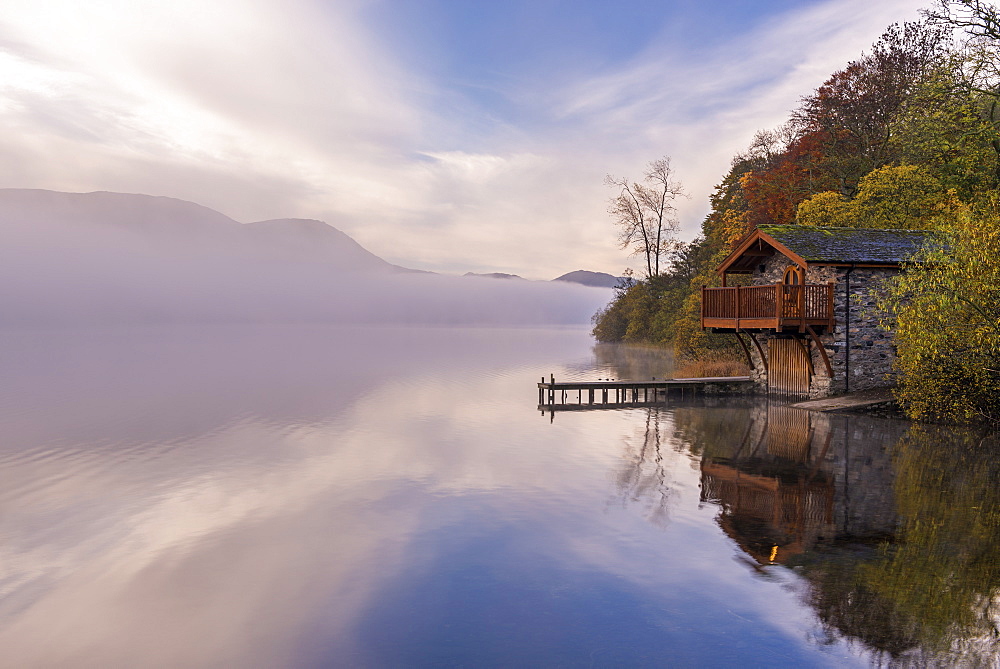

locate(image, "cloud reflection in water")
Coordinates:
0 326 875 667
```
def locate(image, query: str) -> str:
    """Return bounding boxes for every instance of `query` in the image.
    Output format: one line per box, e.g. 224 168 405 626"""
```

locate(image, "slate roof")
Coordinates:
757 225 932 264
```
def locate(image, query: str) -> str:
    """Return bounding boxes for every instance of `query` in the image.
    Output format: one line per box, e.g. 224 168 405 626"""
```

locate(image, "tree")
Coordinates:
925 0 1000 44
880 197 1000 423
792 22 947 198
890 63 999 197
796 190 852 226
605 157 685 277
797 165 957 229
739 133 830 226
850 164 957 228
924 1 1000 185
700 160 753 252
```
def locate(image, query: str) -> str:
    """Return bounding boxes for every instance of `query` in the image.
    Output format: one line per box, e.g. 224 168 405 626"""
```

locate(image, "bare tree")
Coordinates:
736 121 800 168
924 2 1000 180
924 0 1000 41
605 157 685 277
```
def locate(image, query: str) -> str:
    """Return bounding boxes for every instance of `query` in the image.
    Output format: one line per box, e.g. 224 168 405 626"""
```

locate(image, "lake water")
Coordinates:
1 325 997 667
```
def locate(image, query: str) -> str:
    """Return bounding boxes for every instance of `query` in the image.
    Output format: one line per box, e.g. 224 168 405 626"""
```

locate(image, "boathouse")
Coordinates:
700 225 931 397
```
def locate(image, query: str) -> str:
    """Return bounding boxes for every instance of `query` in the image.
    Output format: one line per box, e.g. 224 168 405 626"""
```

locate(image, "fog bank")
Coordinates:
0 189 612 327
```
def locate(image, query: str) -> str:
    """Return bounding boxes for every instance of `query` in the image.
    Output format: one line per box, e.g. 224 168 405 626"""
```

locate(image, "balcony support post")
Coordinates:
732 331 754 371
798 283 806 333
795 336 814 377
700 285 706 328
775 282 782 331
827 282 835 326
805 325 833 377
739 328 768 372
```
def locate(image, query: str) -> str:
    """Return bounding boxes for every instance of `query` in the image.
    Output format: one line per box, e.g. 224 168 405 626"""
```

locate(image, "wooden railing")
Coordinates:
701 283 834 330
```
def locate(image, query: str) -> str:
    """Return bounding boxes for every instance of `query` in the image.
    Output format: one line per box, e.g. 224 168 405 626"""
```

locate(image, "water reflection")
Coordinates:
0 325 608 667
696 406 900 566
613 408 673 527
4 330 999 667
671 400 1000 666
798 425 1000 666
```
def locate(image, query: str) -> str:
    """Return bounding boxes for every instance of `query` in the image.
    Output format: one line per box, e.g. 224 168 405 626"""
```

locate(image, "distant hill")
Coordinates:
464 272 524 280
552 270 621 288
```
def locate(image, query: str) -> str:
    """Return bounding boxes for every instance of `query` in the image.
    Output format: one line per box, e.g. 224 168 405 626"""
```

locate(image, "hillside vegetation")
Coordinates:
593 2 1000 423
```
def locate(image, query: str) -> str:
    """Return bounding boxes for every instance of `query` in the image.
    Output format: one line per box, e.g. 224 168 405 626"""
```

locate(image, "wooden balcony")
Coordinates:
701 283 835 332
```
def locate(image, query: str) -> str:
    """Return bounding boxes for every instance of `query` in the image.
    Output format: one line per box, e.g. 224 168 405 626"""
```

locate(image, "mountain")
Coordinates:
552 270 622 288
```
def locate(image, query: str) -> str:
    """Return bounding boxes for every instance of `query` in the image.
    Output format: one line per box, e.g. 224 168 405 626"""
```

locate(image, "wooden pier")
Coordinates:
537 375 753 413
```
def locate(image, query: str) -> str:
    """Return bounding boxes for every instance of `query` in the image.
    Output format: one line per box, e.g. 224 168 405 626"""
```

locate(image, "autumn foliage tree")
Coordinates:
792 22 948 197
733 22 948 228
797 164 957 229
738 130 831 226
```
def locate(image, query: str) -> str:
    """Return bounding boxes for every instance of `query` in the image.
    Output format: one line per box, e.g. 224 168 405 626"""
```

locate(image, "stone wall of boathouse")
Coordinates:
742 254 900 398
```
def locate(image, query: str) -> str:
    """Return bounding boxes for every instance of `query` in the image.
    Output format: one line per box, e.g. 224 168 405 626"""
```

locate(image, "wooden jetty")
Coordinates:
537 374 753 413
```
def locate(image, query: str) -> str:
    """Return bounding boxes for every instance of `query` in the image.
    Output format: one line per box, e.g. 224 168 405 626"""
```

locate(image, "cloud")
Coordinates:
0 0 929 278
508 0 931 258
0 0 421 213
347 0 929 276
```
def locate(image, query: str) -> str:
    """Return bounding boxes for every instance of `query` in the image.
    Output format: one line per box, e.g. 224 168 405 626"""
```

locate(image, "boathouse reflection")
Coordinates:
695 405 901 565
615 396 1000 663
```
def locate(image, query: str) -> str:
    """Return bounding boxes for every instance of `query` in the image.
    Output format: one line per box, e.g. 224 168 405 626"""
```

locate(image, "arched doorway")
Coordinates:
781 266 803 319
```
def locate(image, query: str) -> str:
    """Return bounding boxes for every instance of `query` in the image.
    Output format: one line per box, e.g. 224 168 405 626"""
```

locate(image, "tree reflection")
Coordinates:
794 547 923 663
617 396 1000 664
857 426 1000 664
614 407 673 526
780 422 1000 665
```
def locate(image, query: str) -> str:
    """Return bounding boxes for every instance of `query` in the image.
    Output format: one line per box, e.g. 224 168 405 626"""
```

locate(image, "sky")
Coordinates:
0 0 929 279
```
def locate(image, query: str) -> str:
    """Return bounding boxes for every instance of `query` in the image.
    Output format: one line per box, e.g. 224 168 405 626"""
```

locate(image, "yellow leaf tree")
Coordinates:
881 197 1000 422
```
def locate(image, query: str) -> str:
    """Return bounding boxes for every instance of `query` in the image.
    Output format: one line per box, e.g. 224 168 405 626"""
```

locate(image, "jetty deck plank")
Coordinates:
537 376 752 412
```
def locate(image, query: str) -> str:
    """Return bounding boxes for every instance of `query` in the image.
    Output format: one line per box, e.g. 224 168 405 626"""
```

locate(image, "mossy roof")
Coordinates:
756 225 932 264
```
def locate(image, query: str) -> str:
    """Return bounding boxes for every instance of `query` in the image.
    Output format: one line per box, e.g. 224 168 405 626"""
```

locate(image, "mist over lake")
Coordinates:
0 189 611 327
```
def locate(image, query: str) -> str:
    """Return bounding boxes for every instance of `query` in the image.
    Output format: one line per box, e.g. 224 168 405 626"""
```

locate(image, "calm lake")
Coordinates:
1 325 997 667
